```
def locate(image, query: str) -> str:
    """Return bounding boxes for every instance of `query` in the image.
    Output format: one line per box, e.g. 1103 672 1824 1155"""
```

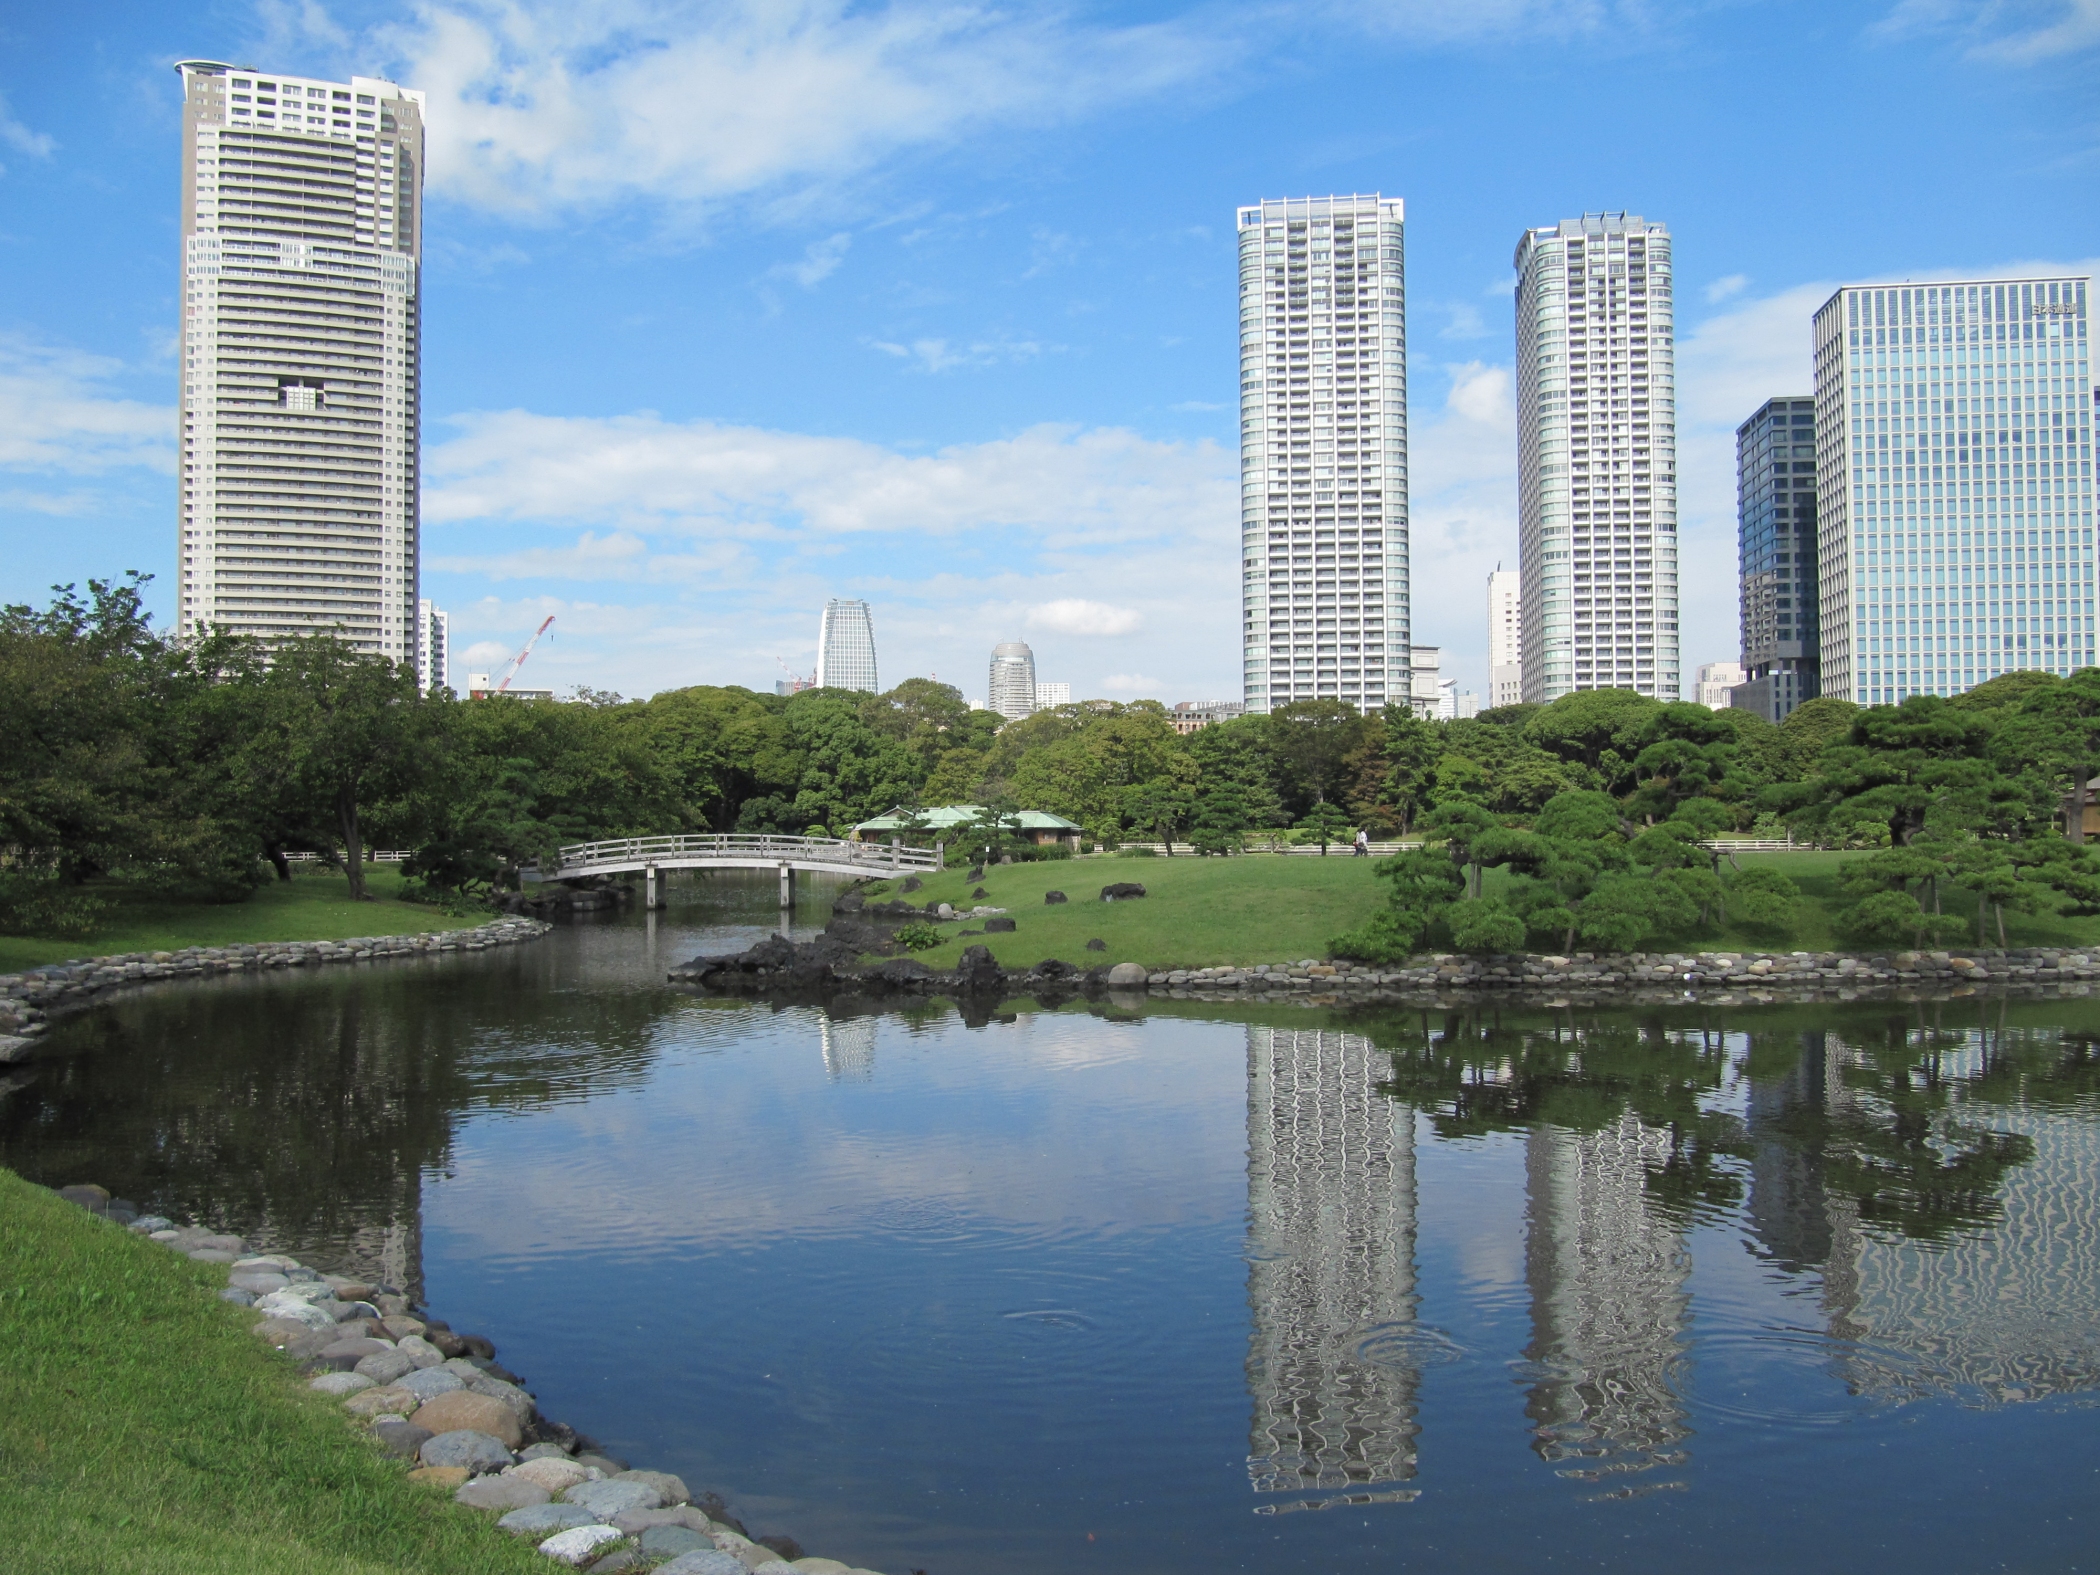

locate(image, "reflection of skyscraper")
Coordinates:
1751 1025 2100 1404
1245 1028 1419 1498
1523 1114 1692 1477
820 1015 875 1081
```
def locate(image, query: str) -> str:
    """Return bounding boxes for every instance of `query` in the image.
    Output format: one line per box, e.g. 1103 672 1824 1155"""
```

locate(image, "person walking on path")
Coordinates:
1352 828 1370 857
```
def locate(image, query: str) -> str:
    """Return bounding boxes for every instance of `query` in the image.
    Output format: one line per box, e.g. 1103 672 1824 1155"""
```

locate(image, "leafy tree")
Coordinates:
1190 781 1256 855
1725 865 1800 937
1294 799 1353 854
1267 699 1369 817
1122 780 1196 854
1522 689 1663 795
1574 874 1698 952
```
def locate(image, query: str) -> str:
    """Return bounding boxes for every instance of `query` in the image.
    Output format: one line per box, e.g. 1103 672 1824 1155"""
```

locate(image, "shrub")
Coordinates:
894 921 943 951
1117 846 1158 858
1449 897 1527 955
1330 907 1428 963
1728 865 1800 937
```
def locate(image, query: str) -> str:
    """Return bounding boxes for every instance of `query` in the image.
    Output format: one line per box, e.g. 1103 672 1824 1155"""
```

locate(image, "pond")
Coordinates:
4 876 2098 1573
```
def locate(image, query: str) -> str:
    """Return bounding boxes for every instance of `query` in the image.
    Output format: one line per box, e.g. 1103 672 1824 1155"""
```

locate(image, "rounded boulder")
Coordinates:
1106 962 1149 986
418 1428 514 1474
414 1391 524 1449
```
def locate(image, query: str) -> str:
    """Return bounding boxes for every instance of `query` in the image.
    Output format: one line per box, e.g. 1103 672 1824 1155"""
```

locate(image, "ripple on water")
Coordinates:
1352 1322 1466 1371
1001 1307 1099 1332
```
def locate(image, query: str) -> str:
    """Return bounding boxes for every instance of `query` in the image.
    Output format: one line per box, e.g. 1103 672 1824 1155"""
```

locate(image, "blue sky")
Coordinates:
2 0 2096 703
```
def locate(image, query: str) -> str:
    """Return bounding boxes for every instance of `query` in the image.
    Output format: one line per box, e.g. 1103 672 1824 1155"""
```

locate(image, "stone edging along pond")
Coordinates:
0 916 553 1060
45 1188 891 1575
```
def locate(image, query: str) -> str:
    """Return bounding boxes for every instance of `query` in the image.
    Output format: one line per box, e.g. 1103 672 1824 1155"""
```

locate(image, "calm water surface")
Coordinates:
3 876 2097 1573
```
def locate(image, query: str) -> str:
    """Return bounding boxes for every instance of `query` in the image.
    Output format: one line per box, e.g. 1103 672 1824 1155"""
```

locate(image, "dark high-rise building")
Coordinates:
1734 396 1819 721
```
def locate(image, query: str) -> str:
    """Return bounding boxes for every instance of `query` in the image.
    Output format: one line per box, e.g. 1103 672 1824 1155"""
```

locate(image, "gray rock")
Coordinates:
574 1452 629 1476
1106 961 1149 985
639 1526 717 1557
188 1248 241 1264
314 1336 393 1371
614 1469 690 1507
538 1525 625 1567
519 1441 576 1461
611 1507 715 1534
418 1429 514 1473
219 1287 256 1306
309 1371 377 1397
395 1334 445 1369
456 1475 551 1512
395 1366 465 1403
228 1271 290 1294
564 1479 661 1517
1044 890 1067 904
130 1215 174 1233
354 1349 415 1385
462 1372 534 1419
982 916 1016 933
652 1554 748 1575
1085 938 1107 952
583 1552 649 1574
496 1504 604 1536
370 1421 432 1460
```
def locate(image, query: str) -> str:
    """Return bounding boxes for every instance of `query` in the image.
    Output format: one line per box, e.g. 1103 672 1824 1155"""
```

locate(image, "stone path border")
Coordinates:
50 1185 897 1575
0 917 553 1060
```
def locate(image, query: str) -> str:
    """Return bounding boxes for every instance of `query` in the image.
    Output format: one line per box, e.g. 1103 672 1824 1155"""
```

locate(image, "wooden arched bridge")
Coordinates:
526 834 943 908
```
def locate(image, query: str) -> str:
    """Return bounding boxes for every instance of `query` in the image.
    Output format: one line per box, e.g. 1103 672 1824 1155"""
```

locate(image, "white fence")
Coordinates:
539 833 943 881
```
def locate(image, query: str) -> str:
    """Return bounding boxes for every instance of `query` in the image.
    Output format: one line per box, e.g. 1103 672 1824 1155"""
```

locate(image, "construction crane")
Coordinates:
495 615 556 693
775 656 815 693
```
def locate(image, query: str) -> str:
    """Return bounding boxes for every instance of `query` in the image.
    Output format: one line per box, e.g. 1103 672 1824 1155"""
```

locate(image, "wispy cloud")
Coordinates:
376 1 1242 219
867 335 1046 372
0 335 172 476
770 231 852 288
0 90 56 176
1874 0 2100 61
1704 272 1748 302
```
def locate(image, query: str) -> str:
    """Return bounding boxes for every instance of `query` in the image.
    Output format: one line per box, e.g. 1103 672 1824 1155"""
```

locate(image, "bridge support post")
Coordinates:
778 862 794 911
645 864 661 910
889 836 900 871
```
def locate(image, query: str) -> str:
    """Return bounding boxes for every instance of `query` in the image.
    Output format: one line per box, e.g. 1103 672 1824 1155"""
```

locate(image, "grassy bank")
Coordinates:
0 1168 547 1575
0 868 480 973
860 849 2100 971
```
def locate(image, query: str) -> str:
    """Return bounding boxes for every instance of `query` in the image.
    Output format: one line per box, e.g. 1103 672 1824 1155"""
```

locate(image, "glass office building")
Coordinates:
1814 278 2093 703
988 641 1037 721
1237 195 1410 714
1733 397 1819 722
815 598 878 692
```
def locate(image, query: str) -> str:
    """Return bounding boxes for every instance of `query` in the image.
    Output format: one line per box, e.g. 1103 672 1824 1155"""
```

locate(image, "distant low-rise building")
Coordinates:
1035 681 1072 707
416 600 449 695
1407 645 1441 720
1695 660 1747 709
1169 700 1246 734
1487 567 1522 709
465 672 555 701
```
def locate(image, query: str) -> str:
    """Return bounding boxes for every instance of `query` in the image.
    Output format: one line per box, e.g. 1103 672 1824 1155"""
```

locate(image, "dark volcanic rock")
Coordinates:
832 890 866 915
757 1535 806 1561
899 876 923 893
955 945 1005 993
1085 938 1107 952
1043 890 1067 904
1099 883 1147 902
966 865 985 882
983 916 1017 933
971 887 988 899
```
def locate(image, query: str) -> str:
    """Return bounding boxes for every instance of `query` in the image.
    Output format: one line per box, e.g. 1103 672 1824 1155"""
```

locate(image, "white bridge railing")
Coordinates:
537 833 943 880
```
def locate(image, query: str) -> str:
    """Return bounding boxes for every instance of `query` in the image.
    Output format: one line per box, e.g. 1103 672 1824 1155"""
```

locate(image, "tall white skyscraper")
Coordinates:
1487 566 1522 708
1514 213 1679 703
415 598 448 693
1812 278 2093 703
1237 195 1410 714
173 61 424 664
815 598 878 692
988 641 1037 720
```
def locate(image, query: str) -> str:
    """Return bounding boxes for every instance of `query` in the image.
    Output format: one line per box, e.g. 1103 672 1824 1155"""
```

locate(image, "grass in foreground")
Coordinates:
855 849 2100 972
0 1166 548 1575
0 868 479 972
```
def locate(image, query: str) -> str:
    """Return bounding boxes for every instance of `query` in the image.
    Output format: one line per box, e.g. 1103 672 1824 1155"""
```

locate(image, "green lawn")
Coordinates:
0 1167 550 1575
861 851 1392 971
856 849 2100 971
0 869 480 972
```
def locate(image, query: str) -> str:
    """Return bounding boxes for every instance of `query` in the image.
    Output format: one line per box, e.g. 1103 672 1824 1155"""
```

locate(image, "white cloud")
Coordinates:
0 335 173 476
867 335 1046 372
1875 0 2100 60
1026 599 1143 636
379 1 1238 218
770 231 852 288
423 410 1230 547
0 91 55 163
1704 273 1749 303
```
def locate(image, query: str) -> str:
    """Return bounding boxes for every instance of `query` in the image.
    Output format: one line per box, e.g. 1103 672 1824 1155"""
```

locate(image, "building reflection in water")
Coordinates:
1745 1020 2100 1406
1522 1114 1693 1480
1244 1028 1420 1504
821 1015 877 1081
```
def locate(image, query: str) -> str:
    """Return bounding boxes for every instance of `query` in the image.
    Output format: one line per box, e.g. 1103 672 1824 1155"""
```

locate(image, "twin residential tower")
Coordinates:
174 60 426 670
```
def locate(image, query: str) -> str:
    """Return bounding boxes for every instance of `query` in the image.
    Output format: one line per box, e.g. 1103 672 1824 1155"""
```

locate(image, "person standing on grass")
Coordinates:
1353 827 1370 857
